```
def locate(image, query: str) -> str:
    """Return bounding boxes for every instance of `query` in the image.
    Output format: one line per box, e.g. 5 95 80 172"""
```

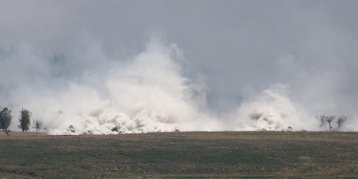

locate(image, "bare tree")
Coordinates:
326 116 335 131
318 115 349 131
35 120 42 132
318 115 336 131
337 116 347 129
318 115 326 127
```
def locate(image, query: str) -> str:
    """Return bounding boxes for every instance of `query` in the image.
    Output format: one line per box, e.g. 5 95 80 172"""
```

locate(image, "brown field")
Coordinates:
0 131 358 178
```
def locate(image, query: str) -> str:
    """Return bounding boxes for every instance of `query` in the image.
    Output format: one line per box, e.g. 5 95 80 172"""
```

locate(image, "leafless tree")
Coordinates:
326 116 335 131
318 115 336 131
318 115 348 131
337 116 347 129
35 120 42 132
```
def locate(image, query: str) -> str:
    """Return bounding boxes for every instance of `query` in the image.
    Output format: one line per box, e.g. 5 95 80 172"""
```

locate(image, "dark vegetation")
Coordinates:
34 120 42 132
0 107 34 135
318 115 347 131
0 132 357 178
0 107 12 135
19 109 31 132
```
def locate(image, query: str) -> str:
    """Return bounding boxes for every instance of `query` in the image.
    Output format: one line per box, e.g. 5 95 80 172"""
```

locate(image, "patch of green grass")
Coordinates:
0 132 357 178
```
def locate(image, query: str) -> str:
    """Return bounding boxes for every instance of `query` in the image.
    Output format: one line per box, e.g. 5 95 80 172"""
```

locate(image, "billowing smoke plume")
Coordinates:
232 84 318 131
0 39 351 134
1 1 358 134
0 40 223 134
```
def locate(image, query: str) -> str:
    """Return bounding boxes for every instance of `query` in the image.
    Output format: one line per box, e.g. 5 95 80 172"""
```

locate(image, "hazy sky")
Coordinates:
1 0 358 114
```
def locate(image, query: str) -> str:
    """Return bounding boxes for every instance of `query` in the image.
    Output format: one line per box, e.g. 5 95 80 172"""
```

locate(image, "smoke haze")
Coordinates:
1 0 358 134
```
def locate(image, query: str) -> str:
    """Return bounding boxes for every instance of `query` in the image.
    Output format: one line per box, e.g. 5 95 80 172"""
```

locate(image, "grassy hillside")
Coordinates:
0 132 357 178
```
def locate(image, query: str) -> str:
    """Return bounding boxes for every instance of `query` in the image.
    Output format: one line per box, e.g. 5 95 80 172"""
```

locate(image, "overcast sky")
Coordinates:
1 0 358 115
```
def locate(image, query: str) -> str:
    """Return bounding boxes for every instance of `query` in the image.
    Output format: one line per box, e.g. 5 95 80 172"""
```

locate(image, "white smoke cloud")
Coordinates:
1 39 223 134
1 1 358 134
0 38 355 134
232 84 319 131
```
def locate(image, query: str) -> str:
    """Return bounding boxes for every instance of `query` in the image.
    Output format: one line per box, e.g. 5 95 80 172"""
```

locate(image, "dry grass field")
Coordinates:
0 131 358 178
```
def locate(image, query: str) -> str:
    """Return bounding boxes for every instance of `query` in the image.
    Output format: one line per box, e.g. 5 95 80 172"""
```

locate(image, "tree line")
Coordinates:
0 106 351 134
317 115 348 131
0 107 41 135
